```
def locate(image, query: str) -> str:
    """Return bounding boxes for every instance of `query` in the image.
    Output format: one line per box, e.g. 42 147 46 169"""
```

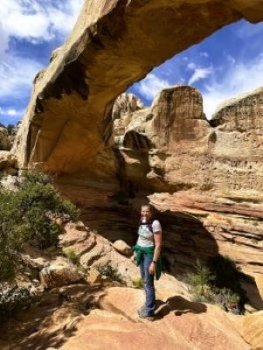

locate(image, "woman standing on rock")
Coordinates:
132 204 163 320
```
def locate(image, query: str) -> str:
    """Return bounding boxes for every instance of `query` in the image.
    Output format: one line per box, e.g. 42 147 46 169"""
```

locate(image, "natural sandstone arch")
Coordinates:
12 0 263 188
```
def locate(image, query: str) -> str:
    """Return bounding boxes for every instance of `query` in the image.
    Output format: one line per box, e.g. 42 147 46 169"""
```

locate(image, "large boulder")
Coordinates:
0 127 11 150
0 151 17 170
112 93 144 121
112 239 132 256
40 257 82 289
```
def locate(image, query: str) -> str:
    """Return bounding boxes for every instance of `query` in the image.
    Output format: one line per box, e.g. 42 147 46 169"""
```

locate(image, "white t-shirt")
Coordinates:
137 219 162 247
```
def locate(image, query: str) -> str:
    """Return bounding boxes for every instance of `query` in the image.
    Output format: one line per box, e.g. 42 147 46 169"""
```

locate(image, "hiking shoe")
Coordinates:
137 308 154 321
137 305 146 314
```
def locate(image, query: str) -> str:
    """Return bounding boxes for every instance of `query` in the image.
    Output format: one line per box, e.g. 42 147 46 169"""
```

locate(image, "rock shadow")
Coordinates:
80 195 220 278
154 296 207 320
154 209 220 277
0 283 105 350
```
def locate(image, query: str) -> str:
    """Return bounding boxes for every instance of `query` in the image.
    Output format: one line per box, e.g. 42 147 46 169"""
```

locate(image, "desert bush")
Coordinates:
0 170 80 281
207 255 247 310
186 259 215 303
64 248 79 265
132 277 144 289
186 259 215 295
0 283 32 315
186 257 246 313
96 264 124 283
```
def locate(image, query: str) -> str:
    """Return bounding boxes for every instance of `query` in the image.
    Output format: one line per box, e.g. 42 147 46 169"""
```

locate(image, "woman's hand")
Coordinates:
131 253 136 264
148 262 156 275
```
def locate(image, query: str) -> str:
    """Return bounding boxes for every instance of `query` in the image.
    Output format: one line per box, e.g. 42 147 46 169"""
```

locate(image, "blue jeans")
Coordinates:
139 252 156 316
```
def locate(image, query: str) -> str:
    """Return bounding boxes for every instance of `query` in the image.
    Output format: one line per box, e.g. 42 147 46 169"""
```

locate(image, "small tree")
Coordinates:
187 259 215 295
0 170 80 281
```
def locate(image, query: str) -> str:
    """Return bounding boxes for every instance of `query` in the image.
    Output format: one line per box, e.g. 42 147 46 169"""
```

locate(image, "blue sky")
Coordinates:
0 1 263 125
129 19 263 118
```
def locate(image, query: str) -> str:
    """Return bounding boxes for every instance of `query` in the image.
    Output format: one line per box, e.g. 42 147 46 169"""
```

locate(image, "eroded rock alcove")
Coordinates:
108 86 263 280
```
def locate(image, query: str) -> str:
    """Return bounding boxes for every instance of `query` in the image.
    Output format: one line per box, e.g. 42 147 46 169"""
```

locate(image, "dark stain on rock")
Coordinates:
102 102 114 146
208 131 217 144
98 0 128 42
41 59 89 101
35 96 44 114
90 34 105 49
30 0 129 104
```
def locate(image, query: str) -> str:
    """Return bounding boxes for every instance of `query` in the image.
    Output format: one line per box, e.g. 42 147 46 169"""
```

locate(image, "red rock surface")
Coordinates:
61 287 251 350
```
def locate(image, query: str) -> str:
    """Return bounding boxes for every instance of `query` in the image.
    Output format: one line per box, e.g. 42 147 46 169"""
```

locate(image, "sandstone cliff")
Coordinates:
110 86 263 281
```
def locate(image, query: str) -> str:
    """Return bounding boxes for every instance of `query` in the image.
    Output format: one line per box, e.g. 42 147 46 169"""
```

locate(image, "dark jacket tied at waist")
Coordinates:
133 244 163 280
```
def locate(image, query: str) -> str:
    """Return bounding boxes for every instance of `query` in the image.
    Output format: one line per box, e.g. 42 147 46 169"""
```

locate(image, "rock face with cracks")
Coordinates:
114 86 263 280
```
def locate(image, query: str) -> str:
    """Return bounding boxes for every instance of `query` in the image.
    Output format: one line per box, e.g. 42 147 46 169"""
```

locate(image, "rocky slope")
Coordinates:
61 287 252 350
1 280 259 350
0 219 258 350
0 198 261 349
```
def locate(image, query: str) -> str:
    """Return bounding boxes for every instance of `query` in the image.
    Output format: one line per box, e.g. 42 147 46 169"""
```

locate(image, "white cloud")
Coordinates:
0 106 24 124
200 51 208 58
188 66 213 85
136 73 170 101
0 56 42 99
0 0 83 54
0 0 84 125
0 21 9 58
225 54 236 64
133 54 263 121
187 62 196 70
203 55 263 118
0 108 19 116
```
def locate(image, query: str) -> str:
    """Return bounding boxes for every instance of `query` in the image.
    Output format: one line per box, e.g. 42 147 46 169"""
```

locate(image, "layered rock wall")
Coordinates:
115 86 263 278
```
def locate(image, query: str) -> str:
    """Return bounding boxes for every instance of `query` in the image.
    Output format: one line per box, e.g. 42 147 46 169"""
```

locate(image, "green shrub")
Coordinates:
132 277 144 289
0 283 32 315
207 255 247 309
0 170 80 281
214 287 239 306
64 248 79 265
186 257 246 313
186 259 215 295
96 264 124 283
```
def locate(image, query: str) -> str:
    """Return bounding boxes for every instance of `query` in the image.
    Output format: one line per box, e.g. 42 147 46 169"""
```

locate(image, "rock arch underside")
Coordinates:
10 0 263 287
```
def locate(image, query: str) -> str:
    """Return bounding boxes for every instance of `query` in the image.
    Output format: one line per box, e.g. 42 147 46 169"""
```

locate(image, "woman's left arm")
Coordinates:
149 231 162 274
